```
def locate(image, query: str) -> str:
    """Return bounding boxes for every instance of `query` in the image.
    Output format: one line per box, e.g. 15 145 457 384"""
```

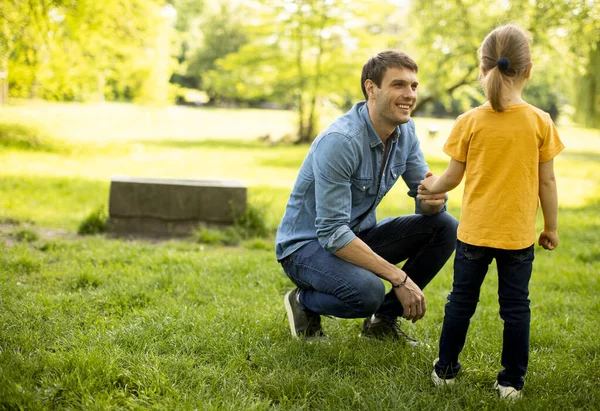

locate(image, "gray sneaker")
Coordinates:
284 288 324 338
361 316 419 347
431 358 457 387
494 380 522 401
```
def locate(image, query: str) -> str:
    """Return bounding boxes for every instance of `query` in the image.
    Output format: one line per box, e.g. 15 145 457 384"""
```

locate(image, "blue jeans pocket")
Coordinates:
507 245 534 262
459 241 485 261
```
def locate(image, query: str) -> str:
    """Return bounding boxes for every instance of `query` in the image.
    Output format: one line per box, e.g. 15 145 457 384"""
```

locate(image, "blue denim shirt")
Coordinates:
275 101 441 260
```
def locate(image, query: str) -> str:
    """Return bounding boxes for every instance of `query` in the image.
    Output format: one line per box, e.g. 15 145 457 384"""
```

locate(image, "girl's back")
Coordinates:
444 103 563 249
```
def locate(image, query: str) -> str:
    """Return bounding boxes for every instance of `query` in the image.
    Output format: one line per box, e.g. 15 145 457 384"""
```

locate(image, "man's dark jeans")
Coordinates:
280 212 458 322
435 240 534 390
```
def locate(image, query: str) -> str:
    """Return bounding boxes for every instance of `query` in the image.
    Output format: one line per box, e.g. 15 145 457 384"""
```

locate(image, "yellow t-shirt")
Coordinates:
444 103 565 250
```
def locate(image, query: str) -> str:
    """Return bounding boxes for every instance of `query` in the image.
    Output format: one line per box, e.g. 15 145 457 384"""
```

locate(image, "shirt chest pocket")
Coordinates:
350 176 374 206
387 164 406 193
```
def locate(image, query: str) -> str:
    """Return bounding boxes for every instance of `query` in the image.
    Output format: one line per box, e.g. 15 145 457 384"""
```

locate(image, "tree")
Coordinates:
406 0 599 126
187 1 249 101
205 0 397 142
168 0 205 90
3 0 172 104
407 0 507 116
0 0 68 101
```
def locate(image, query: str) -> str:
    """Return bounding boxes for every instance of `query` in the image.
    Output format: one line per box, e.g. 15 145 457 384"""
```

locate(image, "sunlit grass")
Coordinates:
2 102 597 231
0 102 599 409
3 100 298 143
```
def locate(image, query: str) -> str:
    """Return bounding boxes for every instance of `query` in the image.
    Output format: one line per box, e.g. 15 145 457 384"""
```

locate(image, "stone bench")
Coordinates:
108 176 247 237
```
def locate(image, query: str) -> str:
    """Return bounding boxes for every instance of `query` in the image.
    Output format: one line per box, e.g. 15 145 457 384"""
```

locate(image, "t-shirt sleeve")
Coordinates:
539 114 565 162
443 115 469 162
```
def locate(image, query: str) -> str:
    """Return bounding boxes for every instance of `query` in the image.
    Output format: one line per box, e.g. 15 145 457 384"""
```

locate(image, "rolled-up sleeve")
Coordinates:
312 133 357 253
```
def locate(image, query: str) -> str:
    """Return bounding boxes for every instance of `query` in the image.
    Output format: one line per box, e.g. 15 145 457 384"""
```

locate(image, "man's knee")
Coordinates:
355 276 386 316
432 212 458 248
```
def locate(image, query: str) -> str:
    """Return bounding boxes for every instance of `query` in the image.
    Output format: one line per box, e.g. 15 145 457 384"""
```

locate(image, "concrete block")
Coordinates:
108 176 246 237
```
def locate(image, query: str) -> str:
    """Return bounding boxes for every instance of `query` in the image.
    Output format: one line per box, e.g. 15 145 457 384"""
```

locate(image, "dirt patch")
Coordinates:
0 222 77 248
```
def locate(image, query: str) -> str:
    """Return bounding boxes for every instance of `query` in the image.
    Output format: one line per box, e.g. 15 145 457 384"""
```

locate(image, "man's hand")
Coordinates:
417 171 447 211
393 272 426 323
539 230 559 250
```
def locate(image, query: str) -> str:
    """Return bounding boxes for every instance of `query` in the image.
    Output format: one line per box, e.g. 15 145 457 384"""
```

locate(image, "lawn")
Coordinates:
1 101 599 410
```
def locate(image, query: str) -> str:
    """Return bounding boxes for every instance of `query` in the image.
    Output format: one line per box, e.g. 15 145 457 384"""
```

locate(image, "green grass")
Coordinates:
1 101 599 410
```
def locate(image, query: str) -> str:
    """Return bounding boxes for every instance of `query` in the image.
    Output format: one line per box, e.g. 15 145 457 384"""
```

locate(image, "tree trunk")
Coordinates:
294 9 309 144
305 7 327 144
0 63 7 109
97 71 105 103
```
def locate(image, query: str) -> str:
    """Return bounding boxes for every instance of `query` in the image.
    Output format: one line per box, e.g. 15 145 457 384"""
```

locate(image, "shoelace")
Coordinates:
389 321 416 342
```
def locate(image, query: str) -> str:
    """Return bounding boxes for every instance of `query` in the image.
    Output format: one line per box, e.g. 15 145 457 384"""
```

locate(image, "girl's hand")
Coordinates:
419 174 438 192
538 230 559 250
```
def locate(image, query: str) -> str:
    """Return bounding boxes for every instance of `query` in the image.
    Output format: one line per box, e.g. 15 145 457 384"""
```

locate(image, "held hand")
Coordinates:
419 173 438 192
538 230 559 250
393 272 427 323
417 172 446 208
417 187 446 208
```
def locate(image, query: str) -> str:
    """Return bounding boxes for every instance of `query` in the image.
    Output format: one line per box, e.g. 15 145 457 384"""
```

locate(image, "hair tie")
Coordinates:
497 57 510 73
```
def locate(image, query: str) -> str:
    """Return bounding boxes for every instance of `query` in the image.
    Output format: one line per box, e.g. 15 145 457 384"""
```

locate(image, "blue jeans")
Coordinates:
435 240 534 390
280 212 458 321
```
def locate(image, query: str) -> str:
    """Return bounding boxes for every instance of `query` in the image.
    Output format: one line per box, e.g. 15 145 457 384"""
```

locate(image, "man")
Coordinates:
275 50 458 343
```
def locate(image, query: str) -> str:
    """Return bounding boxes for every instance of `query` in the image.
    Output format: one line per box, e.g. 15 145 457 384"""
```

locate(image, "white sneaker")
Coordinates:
494 380 522 401
431 358 456 387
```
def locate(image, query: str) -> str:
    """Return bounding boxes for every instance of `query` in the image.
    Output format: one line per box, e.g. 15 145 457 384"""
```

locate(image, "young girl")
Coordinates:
420 24 564 400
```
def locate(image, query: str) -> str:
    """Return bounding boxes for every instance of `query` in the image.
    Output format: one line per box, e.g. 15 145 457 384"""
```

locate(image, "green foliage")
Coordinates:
77 207 108 236
170 0 204 32
14 229 39 243
193 224 242 246
205 0 396 141
4 0 169 103
234 202 270 239
193 202 271 246
574 43 600 128
3 1 599 128
410 0 600 124
243 237 273 251
186 2 249 97
0 123 63 152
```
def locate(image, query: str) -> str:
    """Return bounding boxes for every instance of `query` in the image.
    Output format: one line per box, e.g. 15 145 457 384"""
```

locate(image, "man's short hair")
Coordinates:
361 50 418 100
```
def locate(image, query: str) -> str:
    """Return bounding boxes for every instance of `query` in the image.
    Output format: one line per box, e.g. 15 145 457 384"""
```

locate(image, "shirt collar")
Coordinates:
359 101 401 148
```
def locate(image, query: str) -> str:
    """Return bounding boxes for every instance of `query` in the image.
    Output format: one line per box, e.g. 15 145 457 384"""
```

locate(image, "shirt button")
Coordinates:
362 186 366 191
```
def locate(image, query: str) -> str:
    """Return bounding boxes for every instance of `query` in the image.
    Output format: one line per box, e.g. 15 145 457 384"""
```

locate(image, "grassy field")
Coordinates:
1 102 599 410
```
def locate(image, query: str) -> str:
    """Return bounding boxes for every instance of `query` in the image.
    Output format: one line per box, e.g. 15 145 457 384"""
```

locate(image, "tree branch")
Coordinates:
412 64 478 114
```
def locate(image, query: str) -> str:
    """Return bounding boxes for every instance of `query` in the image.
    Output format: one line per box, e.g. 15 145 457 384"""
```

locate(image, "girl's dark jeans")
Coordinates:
435 240 534 390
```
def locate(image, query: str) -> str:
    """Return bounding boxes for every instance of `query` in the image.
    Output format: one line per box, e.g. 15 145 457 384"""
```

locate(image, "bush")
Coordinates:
78 207 108 235
0 122 64 152
14 229 39 243
193 225 243 246
233 202 269 238
193 201 271 246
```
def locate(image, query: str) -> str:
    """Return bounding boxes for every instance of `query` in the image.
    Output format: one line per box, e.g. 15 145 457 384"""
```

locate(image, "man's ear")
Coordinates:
364 79 376 98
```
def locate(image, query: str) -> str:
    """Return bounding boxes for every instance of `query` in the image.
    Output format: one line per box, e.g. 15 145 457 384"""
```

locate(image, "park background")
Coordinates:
1 0 599 409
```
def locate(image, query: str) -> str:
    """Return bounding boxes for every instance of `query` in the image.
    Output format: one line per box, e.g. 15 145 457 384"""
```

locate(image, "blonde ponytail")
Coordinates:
479 24 532 112
484 65 510 112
